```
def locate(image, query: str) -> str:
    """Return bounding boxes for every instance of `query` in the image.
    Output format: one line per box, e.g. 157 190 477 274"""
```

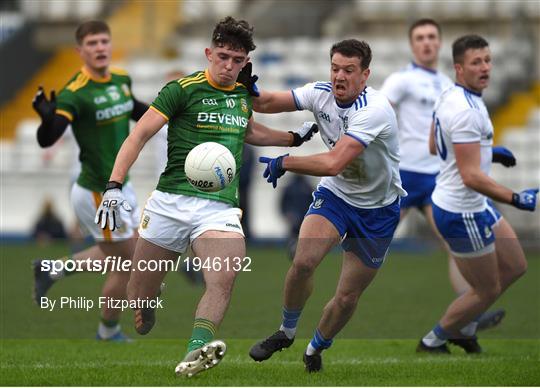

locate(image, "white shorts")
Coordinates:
71 182 140 242
138 190 244 253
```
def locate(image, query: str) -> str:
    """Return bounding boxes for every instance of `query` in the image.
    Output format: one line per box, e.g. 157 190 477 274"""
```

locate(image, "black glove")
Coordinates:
237 62 259 97
32 86 56 123
289 122 319 147
492 146 516 167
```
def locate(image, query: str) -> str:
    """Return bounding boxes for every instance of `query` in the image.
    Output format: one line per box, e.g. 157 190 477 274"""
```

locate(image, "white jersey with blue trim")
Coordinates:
292 82 406 209
431 84 494 213
381 62 453 174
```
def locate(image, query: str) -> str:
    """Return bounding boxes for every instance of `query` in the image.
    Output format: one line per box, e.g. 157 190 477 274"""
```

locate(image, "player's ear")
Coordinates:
362 67 370 81
454 62 463 76
205 47 212 62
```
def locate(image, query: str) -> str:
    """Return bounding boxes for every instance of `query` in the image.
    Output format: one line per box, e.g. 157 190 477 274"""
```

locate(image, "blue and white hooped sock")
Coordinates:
422 323 450 347
279 307 302 339
306 328 333 356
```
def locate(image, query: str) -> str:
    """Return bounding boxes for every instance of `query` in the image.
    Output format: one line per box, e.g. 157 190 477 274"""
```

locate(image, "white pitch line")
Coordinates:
1 355 536 369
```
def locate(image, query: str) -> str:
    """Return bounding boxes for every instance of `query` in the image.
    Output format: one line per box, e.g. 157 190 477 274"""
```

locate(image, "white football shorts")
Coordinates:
138 190 244 253
71 182 140 242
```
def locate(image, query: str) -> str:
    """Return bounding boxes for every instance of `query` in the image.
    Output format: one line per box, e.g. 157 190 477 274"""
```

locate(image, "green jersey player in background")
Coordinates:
32 20 149 341
94 16 318 377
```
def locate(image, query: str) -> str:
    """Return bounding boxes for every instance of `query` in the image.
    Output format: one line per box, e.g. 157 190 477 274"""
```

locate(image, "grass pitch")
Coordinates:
1 339 539 386
1 243 539 385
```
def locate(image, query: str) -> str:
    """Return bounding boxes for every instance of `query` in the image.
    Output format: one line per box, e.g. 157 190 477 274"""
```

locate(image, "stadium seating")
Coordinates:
1 1 539 239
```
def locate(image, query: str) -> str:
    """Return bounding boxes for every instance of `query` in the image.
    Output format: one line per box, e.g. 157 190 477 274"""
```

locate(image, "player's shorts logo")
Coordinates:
141 214 150 229
484 225 492 239
313 198 324 209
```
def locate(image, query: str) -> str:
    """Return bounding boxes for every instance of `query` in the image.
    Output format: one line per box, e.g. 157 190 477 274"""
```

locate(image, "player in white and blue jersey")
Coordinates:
418 35 538 354
381 19 506 330
244 39 406 372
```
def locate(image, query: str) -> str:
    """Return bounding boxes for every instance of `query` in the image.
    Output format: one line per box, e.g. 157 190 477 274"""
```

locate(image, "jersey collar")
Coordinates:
205 69 236 91
455 82 482 97
335 86 367 109
81 66 111 83
411 61 437 75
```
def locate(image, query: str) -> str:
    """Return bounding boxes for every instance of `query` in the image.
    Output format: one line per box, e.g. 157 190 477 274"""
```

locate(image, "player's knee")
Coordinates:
511 259 527 280
205 271 236 293
477 282 501 303
291 259 317 278
333 292 360 311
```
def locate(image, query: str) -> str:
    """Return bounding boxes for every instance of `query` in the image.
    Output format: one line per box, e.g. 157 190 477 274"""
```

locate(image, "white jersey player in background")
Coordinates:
246 39 406 372
418 34 538 354
381 18 506 330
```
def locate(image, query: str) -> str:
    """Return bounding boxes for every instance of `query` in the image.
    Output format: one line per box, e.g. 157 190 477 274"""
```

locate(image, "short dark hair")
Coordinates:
330 39 372 70
408 18 441 41
452 34 489 64
211 16 256 54
75 20 110 45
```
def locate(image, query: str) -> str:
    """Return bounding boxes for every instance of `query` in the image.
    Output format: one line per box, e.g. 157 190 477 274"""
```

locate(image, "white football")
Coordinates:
184 142 236 193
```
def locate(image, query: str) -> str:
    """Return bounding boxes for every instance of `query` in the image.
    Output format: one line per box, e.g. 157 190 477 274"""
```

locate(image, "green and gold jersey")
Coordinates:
56 66 134 192
150 70 252 207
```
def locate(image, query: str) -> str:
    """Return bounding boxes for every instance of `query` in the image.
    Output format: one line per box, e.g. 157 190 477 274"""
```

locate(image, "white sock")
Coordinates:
460 321 478 337
422 330 446 347
279 324 296 339
98 322 120 339
306 343 318 356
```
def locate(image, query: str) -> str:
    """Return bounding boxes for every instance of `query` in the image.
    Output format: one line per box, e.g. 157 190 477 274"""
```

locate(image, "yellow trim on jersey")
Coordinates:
96 114 130 126
56 109 73 122
179 72 205 87
81 66 112 83
66 72 90 92
181 78 207 89
92 192 112 241
149 105 169 120
204 69 235 91
110 66 129 76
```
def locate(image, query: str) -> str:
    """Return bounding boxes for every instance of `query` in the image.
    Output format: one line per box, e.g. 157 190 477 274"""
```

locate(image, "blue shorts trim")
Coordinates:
305 186 400 268
399 170 437 209
485 199 502 227
432 203 496 257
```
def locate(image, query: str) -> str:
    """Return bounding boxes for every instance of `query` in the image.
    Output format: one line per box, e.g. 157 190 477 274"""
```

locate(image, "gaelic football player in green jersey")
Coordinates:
95 16 318 376
32 21 149 341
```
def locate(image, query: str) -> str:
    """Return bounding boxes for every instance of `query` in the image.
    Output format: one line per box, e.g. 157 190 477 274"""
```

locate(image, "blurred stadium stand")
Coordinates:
0 0 538 244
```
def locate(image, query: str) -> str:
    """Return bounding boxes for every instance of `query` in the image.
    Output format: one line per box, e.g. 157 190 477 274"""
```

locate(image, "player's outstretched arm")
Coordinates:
455 142 537 211
245 119 318 147
109 108 166 184
32 87 70 147
253 90 298 114
95 108 167 230
259 135 365 188
283 135 365 176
